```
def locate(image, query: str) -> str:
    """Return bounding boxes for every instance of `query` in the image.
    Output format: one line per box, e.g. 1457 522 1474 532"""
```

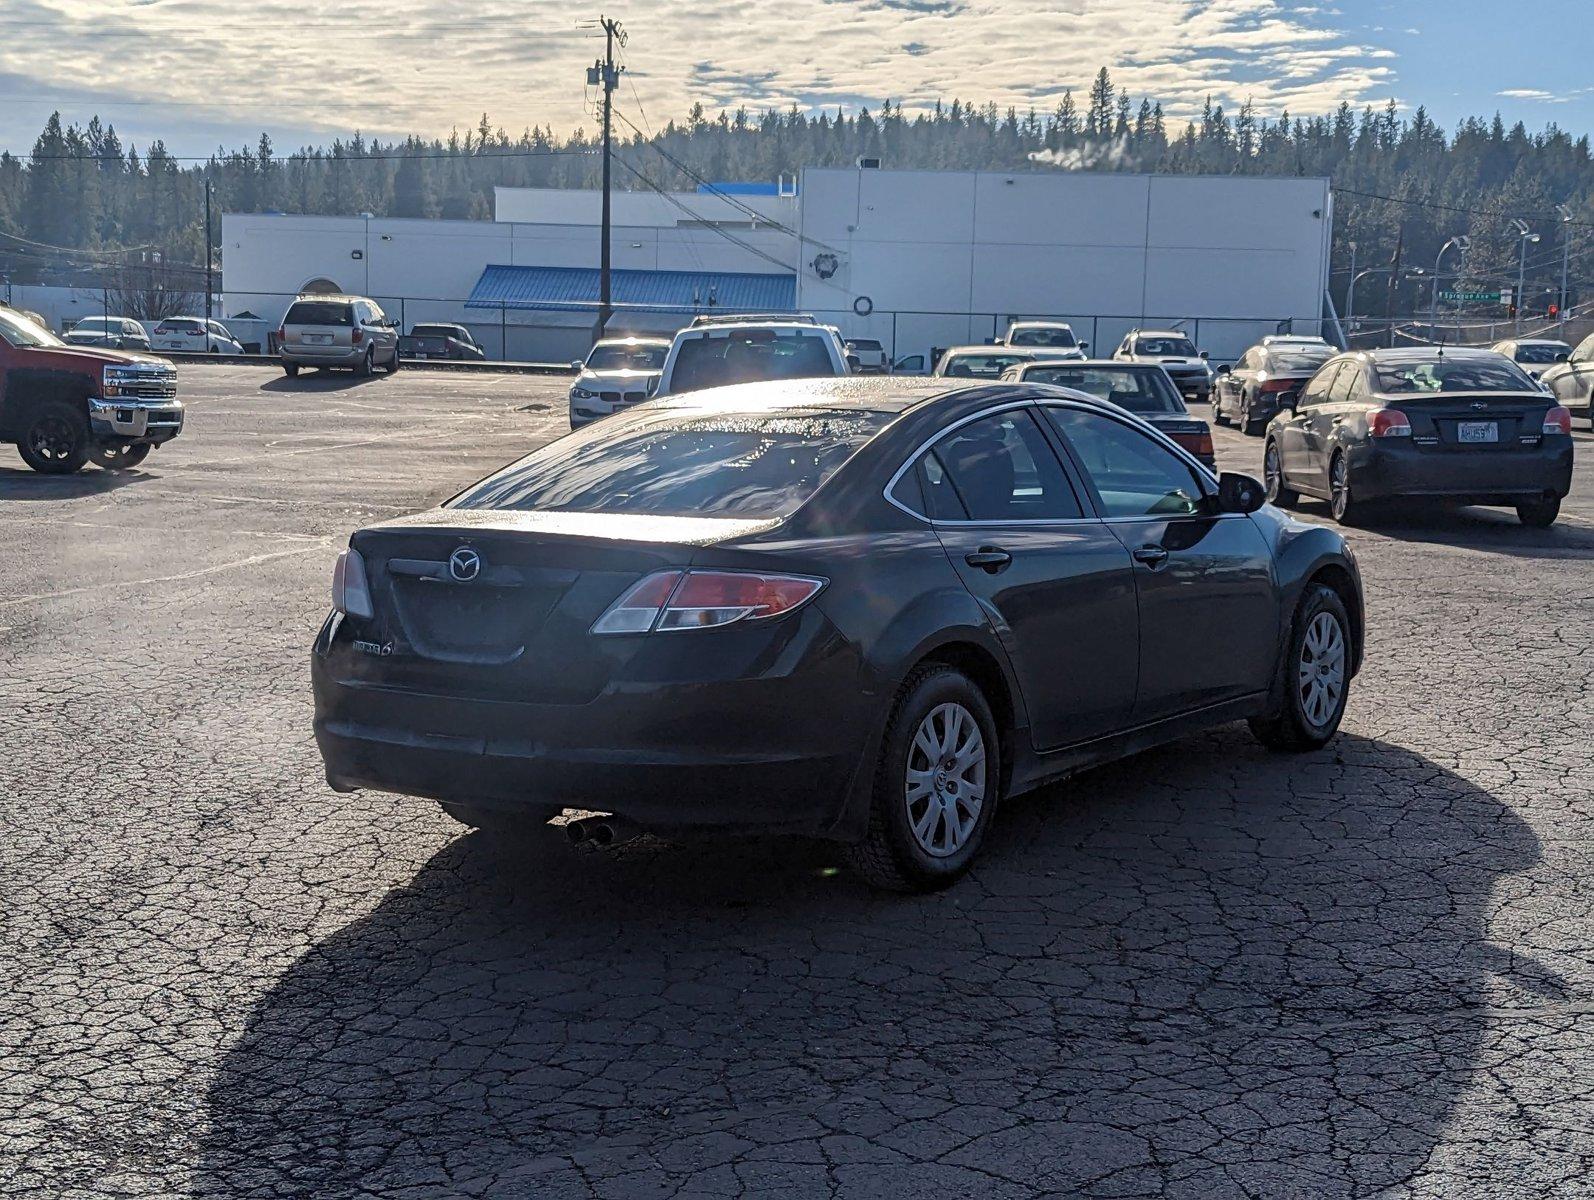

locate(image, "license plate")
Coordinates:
1458 421 1498 444
306 334 332 345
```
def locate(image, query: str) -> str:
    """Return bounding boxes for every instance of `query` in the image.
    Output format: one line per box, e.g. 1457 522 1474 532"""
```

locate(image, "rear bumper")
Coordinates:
311 608 874 837
281 345 365 367
1349 438 1574 502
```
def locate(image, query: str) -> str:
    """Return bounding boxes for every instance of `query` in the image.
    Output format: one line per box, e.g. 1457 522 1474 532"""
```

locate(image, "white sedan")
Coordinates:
152 317 242 354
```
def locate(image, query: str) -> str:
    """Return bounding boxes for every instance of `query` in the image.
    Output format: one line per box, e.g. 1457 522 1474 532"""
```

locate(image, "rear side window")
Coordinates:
451 408 893 519
917 410 1081 521
285 302 353 327
670 332 836 392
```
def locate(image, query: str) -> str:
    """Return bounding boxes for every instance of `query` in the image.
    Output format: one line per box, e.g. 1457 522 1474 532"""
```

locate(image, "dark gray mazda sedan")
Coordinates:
314 378 1364 890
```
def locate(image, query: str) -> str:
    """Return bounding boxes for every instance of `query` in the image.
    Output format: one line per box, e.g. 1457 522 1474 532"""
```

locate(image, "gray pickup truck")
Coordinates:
397 324 486 361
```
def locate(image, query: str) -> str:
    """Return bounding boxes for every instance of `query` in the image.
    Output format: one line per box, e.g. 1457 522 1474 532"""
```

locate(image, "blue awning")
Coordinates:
464 264 795 314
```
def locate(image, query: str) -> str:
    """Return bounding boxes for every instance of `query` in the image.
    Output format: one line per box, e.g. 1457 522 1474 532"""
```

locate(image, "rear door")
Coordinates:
1279 360 1342 491
911 405 1141 748
1043 403 1279 722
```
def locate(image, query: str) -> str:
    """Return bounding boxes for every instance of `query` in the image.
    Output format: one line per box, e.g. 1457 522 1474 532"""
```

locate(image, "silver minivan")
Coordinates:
278 295 400 377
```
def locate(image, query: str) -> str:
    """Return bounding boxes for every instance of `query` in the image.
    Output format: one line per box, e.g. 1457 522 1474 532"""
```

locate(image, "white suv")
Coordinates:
655 319 850 397
151 317 242 354
1113 328 1214 403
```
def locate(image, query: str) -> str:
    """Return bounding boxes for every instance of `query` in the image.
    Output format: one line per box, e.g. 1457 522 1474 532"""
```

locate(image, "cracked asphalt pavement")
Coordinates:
3 365 1593 1198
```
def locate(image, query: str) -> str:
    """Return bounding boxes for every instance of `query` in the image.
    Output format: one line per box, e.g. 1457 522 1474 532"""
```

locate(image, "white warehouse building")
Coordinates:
221 167 1332 365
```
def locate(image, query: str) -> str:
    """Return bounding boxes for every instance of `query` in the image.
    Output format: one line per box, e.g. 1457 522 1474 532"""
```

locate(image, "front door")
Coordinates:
1043 404 1280 722
913 407 1141 748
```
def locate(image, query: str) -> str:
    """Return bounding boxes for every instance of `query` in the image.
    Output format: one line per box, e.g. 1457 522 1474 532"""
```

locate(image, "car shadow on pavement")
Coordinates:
1296 500 1594 559
194 729 1550 1198
0 464 151 499
258 373 382 393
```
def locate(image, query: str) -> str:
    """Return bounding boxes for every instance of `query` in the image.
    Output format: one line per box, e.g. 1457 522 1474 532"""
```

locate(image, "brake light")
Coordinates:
331 549 374 620
1173 431 1214 459
1258 378 1295 393
591 569 826 634
1543 406 1572 435
1368 408 1412 437
351 327 364 345
275 328 285 344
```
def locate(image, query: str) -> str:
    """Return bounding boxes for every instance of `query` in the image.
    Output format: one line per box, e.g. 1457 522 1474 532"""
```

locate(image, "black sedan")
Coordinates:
314 378 1365 890
1263 347 1574 527
1214 338 1336 435
999 359 1216 469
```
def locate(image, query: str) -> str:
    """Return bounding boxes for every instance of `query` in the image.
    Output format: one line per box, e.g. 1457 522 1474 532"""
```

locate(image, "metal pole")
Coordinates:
595 17 622 343
1346 241 1356 324
204 180 213 322
1561 217 1571 338
1517 237 1528 335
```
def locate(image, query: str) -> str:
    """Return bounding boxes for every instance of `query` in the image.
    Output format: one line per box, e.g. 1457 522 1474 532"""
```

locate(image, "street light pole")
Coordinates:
1431 235 1469 341
204 180 214 323
1511 220 1538 336
1557 203 1573 338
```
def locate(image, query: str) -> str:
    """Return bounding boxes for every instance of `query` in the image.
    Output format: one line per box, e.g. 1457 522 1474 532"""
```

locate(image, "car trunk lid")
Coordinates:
346 509 778 703
1386 392 1552 451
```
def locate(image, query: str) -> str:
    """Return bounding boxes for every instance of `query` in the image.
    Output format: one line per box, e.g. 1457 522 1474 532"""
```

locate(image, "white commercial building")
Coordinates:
221 168 1332 364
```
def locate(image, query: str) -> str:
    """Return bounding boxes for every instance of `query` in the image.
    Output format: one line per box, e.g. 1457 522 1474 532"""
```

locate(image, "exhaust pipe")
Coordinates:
566 815 641 848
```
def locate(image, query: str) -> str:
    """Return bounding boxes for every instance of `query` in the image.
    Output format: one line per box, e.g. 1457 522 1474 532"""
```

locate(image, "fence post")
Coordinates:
501 304 507 361
891 311 898 362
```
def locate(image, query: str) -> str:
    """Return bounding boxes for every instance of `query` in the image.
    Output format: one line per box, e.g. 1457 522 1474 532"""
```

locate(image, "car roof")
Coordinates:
595 335 670 346
643 376 1124 420
1016 358 1160 371
289 294 364 303
1510 338 1570 347
941 344 1036 356
675 320 829 336
1353 346 1509 364
1008 320 1074 328
1130 329 1190 338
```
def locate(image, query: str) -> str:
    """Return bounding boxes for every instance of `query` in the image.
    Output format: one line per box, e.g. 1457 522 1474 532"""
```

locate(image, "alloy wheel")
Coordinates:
1330 455 1350 520
905 702 986 858
1297 610 1346 729
1264 443 1283 499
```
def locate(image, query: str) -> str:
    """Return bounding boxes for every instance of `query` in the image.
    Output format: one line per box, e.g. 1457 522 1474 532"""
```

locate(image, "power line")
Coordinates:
18 147 595 164
610 155 797 273
1333 185 1592 229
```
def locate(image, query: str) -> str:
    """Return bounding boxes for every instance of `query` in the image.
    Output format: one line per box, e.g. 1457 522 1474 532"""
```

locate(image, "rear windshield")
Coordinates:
1268 350 1334 372
450 408 893 519
1375 358 1538 394
846 339 883 351
1009 327 1076 348
1513 343 1568 364
1135 337 1197 357
669 331 836 392
1025 365 1185 414
285 301 353 327
587 343 667 371
161 318 202 331
941 352 1027 378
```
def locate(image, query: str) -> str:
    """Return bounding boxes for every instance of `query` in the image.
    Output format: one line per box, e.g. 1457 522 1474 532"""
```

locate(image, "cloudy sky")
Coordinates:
1 0 1587 158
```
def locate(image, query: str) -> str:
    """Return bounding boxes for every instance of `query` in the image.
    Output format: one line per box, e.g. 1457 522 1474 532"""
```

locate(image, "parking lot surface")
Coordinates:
4 365 1593 1199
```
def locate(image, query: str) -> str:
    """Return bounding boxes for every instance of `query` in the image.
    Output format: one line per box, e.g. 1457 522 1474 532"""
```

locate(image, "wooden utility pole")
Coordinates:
591 16 624 341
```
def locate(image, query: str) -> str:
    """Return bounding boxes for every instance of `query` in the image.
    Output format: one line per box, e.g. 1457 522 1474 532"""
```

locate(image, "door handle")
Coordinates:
1331 415 1345 425
1132 545 1170 568
964 547 1012 573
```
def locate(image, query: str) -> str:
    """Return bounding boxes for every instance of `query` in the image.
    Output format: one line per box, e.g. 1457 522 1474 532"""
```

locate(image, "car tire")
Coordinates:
1213 394 1230 426
283 362 299 378
1263 439 1297 508
1328 451 1367 525
1517 495 1560 528
209 345 219 354
1249 583 1352 753
89 442 151 471
356 347 374 377
847 664 1000 892
17 401 89 474
1240 396 1264 436
386 348 401 374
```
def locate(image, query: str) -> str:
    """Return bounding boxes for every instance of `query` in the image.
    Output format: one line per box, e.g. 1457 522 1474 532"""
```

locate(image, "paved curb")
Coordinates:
159 352 574 376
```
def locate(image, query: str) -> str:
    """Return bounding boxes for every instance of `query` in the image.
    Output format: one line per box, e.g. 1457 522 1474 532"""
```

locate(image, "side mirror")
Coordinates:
570 359 585 371
1217 471 1266 514
1198 350 1210 360
846 354 862 372
1216 363 1231 376
1555 352 1570 362
1079 341 1090 353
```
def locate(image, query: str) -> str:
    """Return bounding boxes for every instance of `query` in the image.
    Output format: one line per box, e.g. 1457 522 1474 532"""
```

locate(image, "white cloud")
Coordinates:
1497 88 1563 102
0 0 1401 154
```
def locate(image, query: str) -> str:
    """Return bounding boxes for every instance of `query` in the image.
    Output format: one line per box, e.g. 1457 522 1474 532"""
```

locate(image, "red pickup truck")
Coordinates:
0 306 182 473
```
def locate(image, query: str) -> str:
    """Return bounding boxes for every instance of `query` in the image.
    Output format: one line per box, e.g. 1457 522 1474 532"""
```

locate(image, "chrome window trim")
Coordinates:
881 394 1220 528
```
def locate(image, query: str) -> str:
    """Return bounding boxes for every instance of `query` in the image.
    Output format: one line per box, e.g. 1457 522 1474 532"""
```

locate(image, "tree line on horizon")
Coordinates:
1 68 1591 320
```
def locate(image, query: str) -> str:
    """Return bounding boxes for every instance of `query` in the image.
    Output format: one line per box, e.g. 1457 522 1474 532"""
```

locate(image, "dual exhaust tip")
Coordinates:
564 815 639 848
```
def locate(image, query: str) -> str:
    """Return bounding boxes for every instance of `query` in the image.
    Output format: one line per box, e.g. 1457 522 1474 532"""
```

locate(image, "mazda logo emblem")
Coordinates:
448 546 481 582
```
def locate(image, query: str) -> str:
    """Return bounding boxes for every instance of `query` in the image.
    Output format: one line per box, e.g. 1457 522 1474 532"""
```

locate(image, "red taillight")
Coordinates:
1174 431 1214 459
351 328 364 345
1258 378 1295 393
275 328 286 344
591 569 826 635
1368 408 1412 438
1542 406 1572 435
